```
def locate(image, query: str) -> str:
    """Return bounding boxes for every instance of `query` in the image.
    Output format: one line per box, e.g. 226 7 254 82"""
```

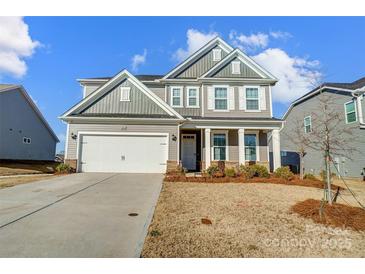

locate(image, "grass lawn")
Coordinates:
142 181 365 258
0 174 55 189
0 161 58 176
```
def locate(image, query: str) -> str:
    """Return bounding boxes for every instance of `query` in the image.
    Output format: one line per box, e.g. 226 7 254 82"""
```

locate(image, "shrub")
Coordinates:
274 166 294 180
217 161 225 173
303 173 316 180
206 165 220 177
239 164 269 179
55 163 73 174
224 167 236 177
319 170 337 181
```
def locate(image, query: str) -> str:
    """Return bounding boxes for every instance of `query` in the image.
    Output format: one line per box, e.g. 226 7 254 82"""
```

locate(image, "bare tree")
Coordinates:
309 92 359 204
283 118 312 180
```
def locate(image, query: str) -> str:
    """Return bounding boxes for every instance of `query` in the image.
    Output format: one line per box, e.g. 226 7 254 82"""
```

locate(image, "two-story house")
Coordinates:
60 37 283 173
280 77 365 178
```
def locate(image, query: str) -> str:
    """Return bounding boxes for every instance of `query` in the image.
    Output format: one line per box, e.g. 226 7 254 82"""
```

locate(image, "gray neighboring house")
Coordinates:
60 37 284 173
0 84 59 161
280 77 365 178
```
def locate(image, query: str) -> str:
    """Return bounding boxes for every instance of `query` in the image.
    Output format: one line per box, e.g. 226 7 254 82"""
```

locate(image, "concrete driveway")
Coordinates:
0 173 162 257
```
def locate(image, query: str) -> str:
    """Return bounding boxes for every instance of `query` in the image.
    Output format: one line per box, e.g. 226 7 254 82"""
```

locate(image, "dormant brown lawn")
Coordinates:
142 182 365 258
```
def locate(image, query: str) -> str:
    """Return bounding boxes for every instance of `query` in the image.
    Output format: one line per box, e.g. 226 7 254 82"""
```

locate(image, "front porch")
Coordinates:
178 126 281 172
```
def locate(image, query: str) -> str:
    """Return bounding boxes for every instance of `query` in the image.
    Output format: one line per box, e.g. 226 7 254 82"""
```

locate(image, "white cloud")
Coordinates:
0 17 40 78
131 49 147 71
269 31 292 40
229 31 269 52
173 29 218 62
252 48 322 103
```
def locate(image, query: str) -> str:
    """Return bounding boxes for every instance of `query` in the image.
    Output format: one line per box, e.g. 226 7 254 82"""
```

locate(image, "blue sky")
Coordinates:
1 16 365 153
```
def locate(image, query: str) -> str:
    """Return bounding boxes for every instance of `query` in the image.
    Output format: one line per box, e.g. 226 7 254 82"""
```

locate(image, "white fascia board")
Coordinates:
162 37 233 80
282 86 355 120
61 69 183 119
59 116 184 124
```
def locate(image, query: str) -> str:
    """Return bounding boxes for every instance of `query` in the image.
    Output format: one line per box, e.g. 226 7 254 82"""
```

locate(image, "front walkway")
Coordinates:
0 173 162 257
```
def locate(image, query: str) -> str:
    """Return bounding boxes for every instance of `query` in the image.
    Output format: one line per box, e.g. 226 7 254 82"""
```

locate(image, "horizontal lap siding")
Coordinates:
66 123 178 161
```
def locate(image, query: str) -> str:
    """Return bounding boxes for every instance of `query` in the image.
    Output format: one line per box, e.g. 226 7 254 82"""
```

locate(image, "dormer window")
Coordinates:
232 61 241 74
213 49 222 61
120 87 130 101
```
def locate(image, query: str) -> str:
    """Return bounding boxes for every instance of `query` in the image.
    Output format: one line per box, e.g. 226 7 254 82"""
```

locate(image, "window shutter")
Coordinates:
207 86 214 110
259 86 266 110
180 87 184 107
239 86 246 110
229 87 235 110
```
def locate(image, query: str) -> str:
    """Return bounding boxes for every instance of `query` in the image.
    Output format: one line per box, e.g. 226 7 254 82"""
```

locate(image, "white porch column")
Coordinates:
238 128 245 165
205 128 211 169
272 129 281 170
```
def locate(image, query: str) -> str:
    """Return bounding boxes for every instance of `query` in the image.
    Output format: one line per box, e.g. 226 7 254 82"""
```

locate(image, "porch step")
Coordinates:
186 172 203 177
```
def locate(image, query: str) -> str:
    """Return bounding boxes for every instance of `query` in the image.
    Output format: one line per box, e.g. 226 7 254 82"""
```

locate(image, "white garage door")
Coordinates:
79 133 168 173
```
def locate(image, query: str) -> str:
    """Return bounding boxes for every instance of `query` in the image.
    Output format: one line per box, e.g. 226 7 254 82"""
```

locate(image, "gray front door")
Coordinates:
181 134 196 170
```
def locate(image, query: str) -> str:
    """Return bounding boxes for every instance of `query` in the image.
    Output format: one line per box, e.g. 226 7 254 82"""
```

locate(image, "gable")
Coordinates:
173 45 229 79
80 79 169 116
209 57 262 78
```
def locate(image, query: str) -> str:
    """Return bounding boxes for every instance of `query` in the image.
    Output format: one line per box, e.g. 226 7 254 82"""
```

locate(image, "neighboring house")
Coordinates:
60 37 283 173
280 77 365 178
0 85 59 161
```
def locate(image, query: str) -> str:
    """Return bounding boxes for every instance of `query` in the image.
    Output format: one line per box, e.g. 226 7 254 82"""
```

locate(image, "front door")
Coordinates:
181 134 196 170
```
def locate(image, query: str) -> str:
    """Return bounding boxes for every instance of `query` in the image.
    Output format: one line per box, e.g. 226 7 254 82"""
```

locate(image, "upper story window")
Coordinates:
345 101 357 124
232 61 241 74
120 87 130 101
246 87 259 110
304 116 312 133
170 86 183 107
23 137 31 144
186 87 199 107
214 87 228 110
212 48 222 61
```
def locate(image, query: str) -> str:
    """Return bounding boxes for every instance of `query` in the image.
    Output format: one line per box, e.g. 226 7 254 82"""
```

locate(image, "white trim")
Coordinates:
212 48 222 61
201 84 205 117
244 130 260 162
162 37 233 80
120 86 130 101
244 85 260 112
76 131 169 173
61 69 183 119
205 128 211 168
177 124 181 163
211 130 229 161
238 128 245 165
231 61 241 74
344 100 357 124
213 85 229 111
269 85 273 117
170 86 183 107
304 115 312 133
186 86 200 108
164 85 167 102
64 123 70 160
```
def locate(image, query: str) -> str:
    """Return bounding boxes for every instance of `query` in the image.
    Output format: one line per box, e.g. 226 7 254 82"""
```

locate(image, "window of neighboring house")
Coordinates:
187 87 199 107
232 61 241 74
244 134 257 161
304 116 312 133
213 133 227 161
23 137 31 144
212 48 222 61
246 87 259 110
120 87 130 101
171 87 182 107
345 101 357 123
214 87 228 110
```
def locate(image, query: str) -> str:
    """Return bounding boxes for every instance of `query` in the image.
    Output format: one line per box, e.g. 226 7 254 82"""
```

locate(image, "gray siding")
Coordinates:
84 84 103 98
66 123 178 161
0 89 56 160
281 90 365 178
166 85 202 117
174 45 228 79
81 79 167 116
203 84 272 118
211 57 262 78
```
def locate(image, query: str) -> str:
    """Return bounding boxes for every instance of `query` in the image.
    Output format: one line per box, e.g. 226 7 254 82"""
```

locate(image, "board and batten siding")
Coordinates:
173 45 228 79
66 123 178 161
281 90 365 178
166 85 202 117
80 79 167 116
210 57 262 78
203 85 272 118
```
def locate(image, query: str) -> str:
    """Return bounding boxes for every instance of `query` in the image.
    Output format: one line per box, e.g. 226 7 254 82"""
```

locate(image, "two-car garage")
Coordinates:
78 133 169 173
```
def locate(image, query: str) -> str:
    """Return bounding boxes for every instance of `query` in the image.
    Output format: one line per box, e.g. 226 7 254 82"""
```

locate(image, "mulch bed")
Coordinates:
291 199 365 231
164 174 342 190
